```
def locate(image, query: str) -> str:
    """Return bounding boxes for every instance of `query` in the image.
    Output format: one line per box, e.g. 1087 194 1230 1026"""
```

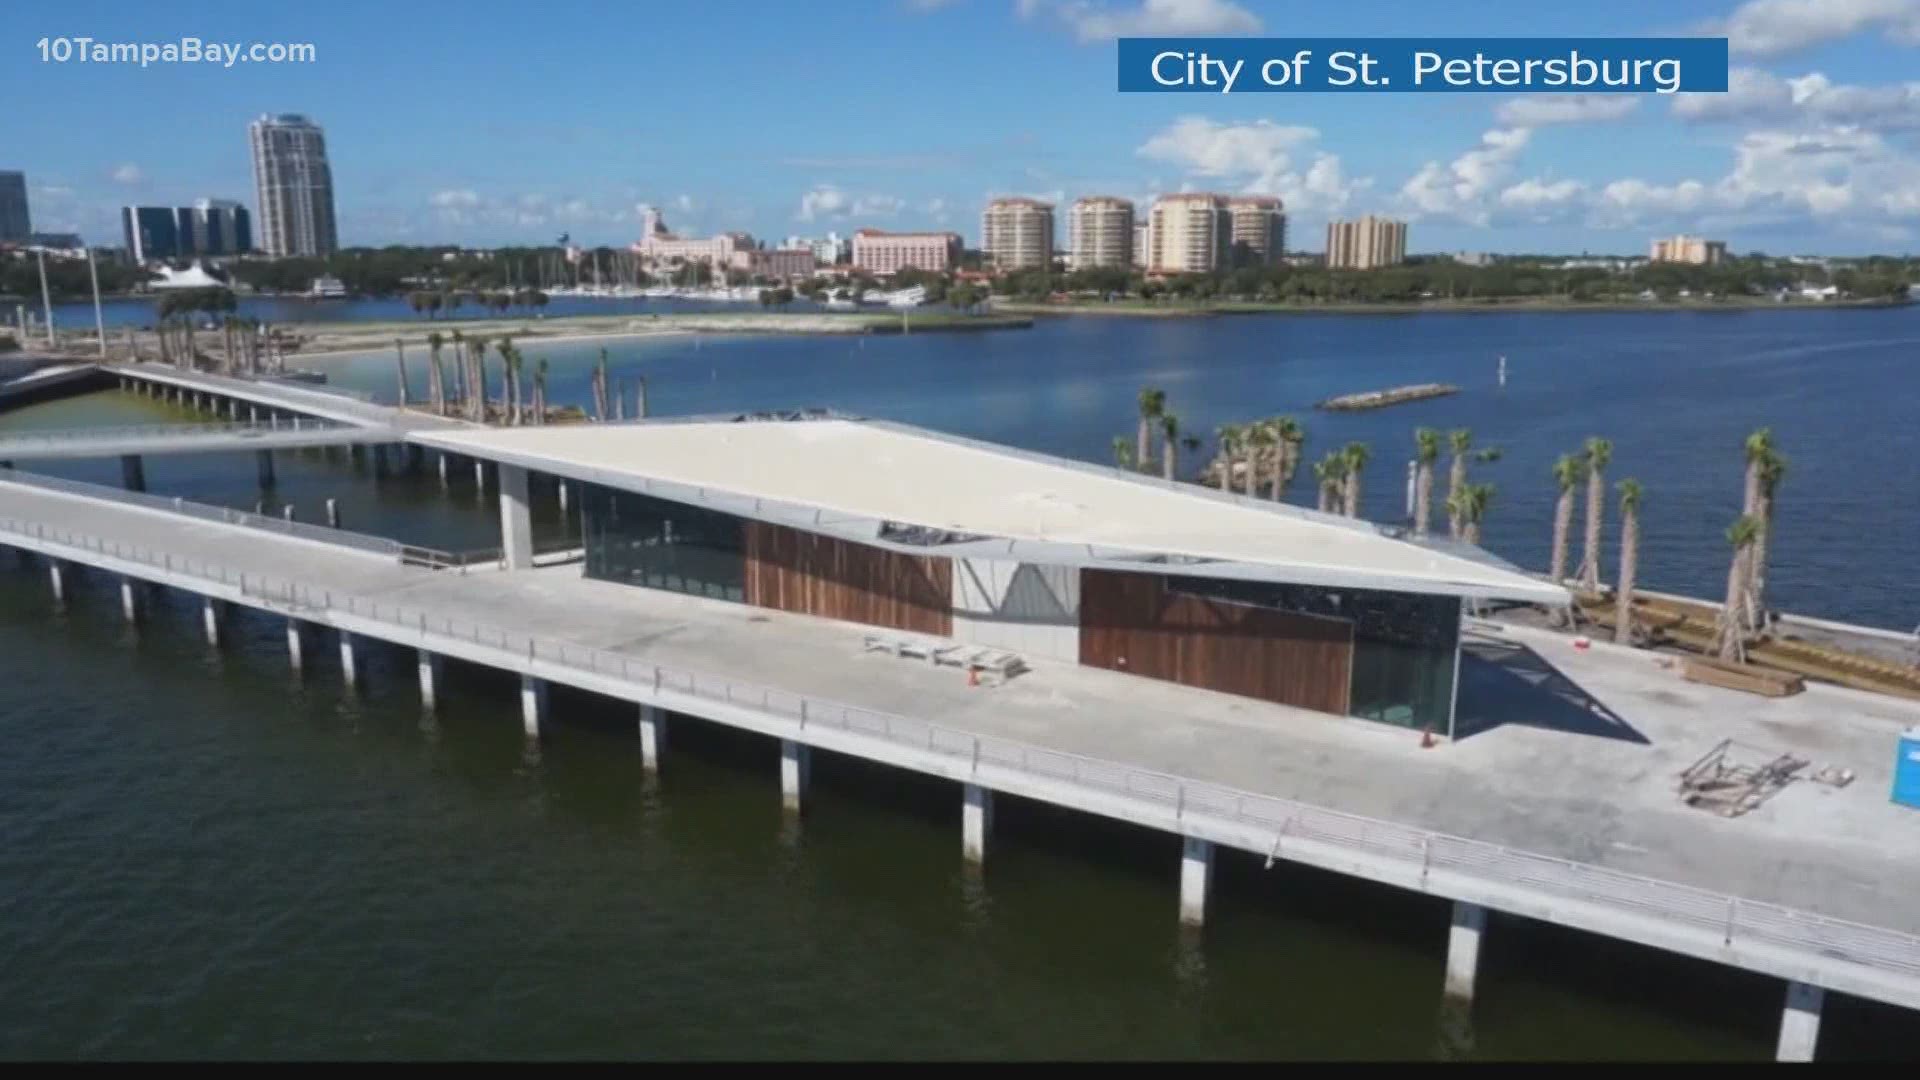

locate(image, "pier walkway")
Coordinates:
0 420 374 461
3 469 1919 1047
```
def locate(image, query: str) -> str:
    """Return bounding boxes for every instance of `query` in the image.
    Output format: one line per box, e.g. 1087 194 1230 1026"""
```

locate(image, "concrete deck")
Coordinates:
107 362 468 433
0 421 377 460
4 474 1919 1011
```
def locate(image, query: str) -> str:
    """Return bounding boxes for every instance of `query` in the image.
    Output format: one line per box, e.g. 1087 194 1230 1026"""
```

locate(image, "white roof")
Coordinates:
411 416 1567 603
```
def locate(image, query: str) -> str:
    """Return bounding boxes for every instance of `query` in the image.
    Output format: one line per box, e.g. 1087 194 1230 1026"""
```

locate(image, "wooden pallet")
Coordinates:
1680 655 1805 697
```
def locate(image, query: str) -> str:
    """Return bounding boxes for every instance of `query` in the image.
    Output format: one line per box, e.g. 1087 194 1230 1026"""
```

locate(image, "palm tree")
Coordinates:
1447 429 1473 537
1181 435 1201 472
1716 515 1762 662
1111 436 1136 470
1614 479 1644 645
394 338 413 409
1577 437 1613 592
426 331 445 414
1549 453 1585 586
1746 451 1787 634
1341 441 1370 518
1412 427 1441 536
1452 482 1495 545
1213 423 1242 491
1246 420 1276 497
1741 428 1775 520
534 357 550 425
1313 452 1347 514
1272 416 1304 500
1160 413 1183 481
1137 387 1166 474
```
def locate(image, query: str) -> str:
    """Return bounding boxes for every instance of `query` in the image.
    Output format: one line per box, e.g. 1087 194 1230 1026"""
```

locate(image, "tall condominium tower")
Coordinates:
0 171 29 244
249 114 338 257
981 197 1055 271
1325 215 1407 270
1226 195 1287 267
1068 196 1135 270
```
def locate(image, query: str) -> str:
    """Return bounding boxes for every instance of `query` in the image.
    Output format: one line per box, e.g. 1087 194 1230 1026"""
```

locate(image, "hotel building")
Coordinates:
851 230 963 275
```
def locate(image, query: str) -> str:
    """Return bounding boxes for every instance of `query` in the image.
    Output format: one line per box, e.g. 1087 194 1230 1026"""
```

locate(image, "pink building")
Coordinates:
851 229 962 275
730 248 817 279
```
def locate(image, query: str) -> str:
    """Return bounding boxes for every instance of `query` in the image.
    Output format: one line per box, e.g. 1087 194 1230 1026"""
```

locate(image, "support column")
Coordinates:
1178 836 1214 927
286 618 305 674
325 498 340 529
119 577 138 622
48 560 65 605
256 448 276 488
373 444 390 477
201 597 226 648
499 464 535 569
437 453 451 488
962 782 994 865
638 705 666 773
417 650 443 712
557 481 569 515
120 454 146 492
1443 901 1488 1006
780 738 811 814
473 459 487 490
339 631 361 690
520 674 549 738
1776 981 1824 1063
250 405 259 424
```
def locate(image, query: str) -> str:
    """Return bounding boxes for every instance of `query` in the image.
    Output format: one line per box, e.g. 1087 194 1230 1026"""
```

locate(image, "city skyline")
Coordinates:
9 0 1920 254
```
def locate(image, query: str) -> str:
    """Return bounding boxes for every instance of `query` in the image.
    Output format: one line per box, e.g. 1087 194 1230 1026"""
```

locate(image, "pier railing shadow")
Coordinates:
1453 636 1648 744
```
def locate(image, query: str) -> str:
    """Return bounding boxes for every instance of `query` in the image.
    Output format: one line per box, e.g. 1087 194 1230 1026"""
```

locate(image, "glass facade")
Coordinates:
1165 575 1461 733
581 485 745 603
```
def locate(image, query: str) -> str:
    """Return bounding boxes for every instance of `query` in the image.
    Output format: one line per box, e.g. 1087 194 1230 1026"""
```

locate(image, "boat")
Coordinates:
307 275 348 299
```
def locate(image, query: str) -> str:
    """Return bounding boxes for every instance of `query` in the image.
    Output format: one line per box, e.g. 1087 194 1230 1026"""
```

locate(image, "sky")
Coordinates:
8 0 1920 255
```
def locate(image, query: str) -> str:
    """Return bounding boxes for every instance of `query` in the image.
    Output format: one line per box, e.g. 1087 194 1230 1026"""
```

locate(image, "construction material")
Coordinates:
1678 738 1808 817
863 632 1026 686
1680 655 1805 697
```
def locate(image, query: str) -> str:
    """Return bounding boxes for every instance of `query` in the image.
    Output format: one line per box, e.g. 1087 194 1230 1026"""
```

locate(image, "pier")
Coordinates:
2 461 1918 1059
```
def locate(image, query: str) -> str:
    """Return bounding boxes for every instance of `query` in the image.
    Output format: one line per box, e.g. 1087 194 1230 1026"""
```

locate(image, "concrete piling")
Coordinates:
781 738 811 814
286 619 305 675
520 674 549 738
325 498 340 529
119 576 138 623
120 454 145 492
1179 837 1214 927
417 650 442 712
1777 981 1824 1062
499 465 534 570
202 598 226 648
48 560 66 605
639 704 665 773
339 631 361 690
1444 901 1488 1006
963 783 994 865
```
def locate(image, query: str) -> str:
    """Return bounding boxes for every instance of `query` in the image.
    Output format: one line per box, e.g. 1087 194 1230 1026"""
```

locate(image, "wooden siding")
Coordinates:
744 522 953 636
1078 570 1353 714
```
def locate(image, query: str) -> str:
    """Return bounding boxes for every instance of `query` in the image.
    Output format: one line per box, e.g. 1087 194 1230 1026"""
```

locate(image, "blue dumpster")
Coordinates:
1896 727 1920 810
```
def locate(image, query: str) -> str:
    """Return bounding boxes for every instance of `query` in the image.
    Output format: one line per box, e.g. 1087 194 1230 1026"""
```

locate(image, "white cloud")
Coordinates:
1135 116 1367 214
1499 177 1587 214
797 185 904 222
1676 67 1920 128
674 193 696 213
110 163 144 185
906 0 960 9
429 189 482 209
1399 128 1532 224
1719 0 1920 58
1494 95 1639 128
1023 0 1261 43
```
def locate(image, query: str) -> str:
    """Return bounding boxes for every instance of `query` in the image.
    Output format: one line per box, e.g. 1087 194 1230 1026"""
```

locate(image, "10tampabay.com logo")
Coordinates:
1117 38 1730 94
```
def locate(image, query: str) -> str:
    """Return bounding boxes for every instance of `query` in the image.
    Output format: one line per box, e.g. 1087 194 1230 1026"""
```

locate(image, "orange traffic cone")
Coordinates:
1420 724 1435 749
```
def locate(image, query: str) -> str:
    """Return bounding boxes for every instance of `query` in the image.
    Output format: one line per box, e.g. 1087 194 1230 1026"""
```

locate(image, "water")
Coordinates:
2 308 1918 1059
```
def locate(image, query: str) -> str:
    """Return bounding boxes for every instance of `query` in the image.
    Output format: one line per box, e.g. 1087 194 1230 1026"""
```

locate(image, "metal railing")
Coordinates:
1 506 1918 994
0 469 478 568
0 419 349 446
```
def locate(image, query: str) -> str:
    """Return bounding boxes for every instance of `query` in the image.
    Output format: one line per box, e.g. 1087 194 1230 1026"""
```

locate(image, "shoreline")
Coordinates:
992 296 1915 319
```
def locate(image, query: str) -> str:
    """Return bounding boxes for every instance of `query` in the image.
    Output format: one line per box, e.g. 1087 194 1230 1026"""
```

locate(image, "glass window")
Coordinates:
582 485 745 603
1165 575 1459 732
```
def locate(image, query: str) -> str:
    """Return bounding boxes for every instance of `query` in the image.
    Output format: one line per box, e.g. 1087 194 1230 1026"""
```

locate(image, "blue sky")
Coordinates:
9 0 1920 254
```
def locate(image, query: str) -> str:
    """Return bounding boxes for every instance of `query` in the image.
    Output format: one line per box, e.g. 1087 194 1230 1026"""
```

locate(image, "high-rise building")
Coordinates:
1649 234 1726 265
980 197 1054 271
0 171 29 244
1226 196 1287 267
122 206 182 263
1147 193 1230 273
1325 215 1407 270
1068 196 1135 271
851 229 962 275
178 199 253 257
1131 222 1149 269
249 113 338 257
